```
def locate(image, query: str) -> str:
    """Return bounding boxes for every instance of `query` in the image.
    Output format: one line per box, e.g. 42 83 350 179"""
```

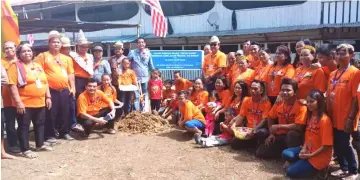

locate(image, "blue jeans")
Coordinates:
69 96 77 128
134 83 148 111
334 129 358 174
282 147 318 178
185 120 204 129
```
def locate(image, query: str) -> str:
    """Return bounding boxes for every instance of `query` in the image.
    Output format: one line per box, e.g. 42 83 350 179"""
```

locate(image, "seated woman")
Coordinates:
177 91 206 144
230 80 272 149
282 89 333 178
189 78 209 112
198 108 236 147
212 76 232 135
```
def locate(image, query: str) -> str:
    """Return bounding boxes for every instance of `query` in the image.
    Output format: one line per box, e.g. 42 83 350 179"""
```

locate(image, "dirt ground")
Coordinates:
2 128 299 180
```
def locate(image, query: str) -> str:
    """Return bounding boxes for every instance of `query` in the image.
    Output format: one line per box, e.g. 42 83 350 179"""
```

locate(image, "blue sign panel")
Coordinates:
150 50 203 70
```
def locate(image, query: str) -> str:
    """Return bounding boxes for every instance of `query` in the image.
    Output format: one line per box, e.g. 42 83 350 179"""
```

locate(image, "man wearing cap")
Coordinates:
35 30 76 141
128 37 154 111
202 36 227 93
109 41 126 72
1 41 20 153
69 29 94 99
203 44 212 56
93 45 111 84
60 36 84 132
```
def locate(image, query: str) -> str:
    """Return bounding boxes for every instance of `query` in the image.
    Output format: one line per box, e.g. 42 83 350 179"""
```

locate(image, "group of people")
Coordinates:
1 30 360 179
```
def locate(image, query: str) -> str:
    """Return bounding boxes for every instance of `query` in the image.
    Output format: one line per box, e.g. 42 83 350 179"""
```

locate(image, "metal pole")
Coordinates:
137 25 140 38
107 44 111 58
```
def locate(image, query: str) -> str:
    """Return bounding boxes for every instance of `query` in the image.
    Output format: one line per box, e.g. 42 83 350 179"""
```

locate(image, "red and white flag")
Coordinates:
27 34 34 46
142 0 167 38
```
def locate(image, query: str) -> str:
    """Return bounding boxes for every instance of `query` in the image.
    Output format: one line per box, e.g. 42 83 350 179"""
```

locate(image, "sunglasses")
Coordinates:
210 43 218 46
235 54 243 56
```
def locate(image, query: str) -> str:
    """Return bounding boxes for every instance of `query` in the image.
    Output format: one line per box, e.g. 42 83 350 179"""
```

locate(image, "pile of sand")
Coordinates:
117 111 171 134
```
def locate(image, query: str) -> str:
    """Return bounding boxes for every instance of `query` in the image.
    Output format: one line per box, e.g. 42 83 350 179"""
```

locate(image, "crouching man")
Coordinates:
77 78 116 137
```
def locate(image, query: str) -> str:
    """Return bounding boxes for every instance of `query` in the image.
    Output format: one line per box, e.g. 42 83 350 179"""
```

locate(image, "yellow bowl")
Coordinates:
234 127 253 140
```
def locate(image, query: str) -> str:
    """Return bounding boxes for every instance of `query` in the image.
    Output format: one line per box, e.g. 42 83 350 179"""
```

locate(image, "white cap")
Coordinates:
60 36 73 47
48 30 61 40
209 36 220 44
236 50 244 55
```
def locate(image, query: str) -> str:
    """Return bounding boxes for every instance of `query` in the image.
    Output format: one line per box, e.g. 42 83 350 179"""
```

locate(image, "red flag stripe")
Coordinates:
142 0 167 38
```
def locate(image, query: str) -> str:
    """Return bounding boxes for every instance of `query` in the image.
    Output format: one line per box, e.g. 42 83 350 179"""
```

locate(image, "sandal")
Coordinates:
23 150 38 159
36 144 53 151
107 129 116 134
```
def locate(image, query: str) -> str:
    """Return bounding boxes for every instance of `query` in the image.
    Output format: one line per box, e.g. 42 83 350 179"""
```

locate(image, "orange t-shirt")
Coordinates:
218 89 232 106
326 66 358 130
295 67 327 99
1 58 15 107
266 100 307 134
73 55 91 78
226 64 238 83
118 69 137 85
202 51 227 77
305 114 333 170
266 64 295 97
35 52 74 90
239 97 272 128
174 78 192 93
7 62 48 108
163 89 175 99
189 90 209 106
77 90 111 116
249 58 261 70
254 63 271 82
322 66 337 81
224 96 243 115
231 68 255 89
179 100 205 124
97 85 117 108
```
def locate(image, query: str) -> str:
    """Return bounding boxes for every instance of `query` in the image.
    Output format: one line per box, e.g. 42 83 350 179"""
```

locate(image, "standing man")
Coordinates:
1 41 20 153
128 37 155 111
202 36 227 93
35 30 75 142
109 41 126 72
203 44 212 56
69 29 94 99
243 40 251 57
93 45 111 84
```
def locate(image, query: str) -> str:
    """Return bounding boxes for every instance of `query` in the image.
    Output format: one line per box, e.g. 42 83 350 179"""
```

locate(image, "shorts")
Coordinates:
185 119 205 129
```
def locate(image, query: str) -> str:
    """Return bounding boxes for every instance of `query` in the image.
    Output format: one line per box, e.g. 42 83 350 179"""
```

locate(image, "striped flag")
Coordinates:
27 34 34 46
142 0 167 38
1 0 20 56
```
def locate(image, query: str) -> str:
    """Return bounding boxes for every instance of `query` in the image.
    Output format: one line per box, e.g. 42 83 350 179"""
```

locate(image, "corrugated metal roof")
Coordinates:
146 22 360 39
100 34 150 43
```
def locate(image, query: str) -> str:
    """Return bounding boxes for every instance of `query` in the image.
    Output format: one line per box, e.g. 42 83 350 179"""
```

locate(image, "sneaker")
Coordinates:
46 138 57 144
342 173 358 180
72 124 84 132
193 133 201 144
331 169 349 177
61 134 74 141
36 144 53 151
107 129 116 134
9 146 21 153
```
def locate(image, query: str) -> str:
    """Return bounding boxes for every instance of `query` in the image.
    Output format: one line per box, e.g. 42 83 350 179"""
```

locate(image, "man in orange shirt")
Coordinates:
327 44 358 178
202 36 227 94
173 71 192 93
256 78 307 158
77 78 116 137
35 31 75 142
1 41 20 153
242 40 251 57
248 41 261 70
317 44 337 80
178 91 206 144
69 29 94 99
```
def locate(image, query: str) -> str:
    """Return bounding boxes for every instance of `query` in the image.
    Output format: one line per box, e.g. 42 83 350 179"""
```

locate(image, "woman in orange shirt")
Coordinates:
295 46 326 100
189 78 209 111
293 39 314 68
223 80 249 115
317 44 337 80
118 58 138 116
230 59 255 91
254 48 272 81
8 44 53 158
282 90 333 178
266 45 295 104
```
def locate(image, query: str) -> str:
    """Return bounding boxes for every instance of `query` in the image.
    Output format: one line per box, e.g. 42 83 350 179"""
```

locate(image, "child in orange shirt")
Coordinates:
118 58 137 116
198 108 236 148
98 74 122 118
161 93 178 122
282 90 333 178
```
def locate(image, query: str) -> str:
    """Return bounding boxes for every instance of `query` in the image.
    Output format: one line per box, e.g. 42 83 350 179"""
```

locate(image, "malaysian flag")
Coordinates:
27 34 34 46
142 0 167 38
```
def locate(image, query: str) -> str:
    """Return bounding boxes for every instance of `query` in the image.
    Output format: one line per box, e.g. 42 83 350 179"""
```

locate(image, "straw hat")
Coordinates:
209 36 220 44
93 45 103 51
76 29 93 46
113 41 124 48
60 36 73 47
48 30 61 40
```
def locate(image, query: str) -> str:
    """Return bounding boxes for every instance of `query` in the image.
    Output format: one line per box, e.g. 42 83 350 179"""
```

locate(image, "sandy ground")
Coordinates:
1 128 307 180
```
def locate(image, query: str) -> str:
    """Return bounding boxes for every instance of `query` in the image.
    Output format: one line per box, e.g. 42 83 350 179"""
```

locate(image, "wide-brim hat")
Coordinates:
113 41 124 48
60 36 73 47
76 29 93 46
209 36 220 44
48 30 62 40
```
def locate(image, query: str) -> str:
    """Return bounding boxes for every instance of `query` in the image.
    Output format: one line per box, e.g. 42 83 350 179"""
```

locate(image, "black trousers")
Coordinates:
3 107 18 147
45 88 70 139
75 77 88 99
120 91 133 116
17 107 46 152
150 99 161 111
77 107 115 136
